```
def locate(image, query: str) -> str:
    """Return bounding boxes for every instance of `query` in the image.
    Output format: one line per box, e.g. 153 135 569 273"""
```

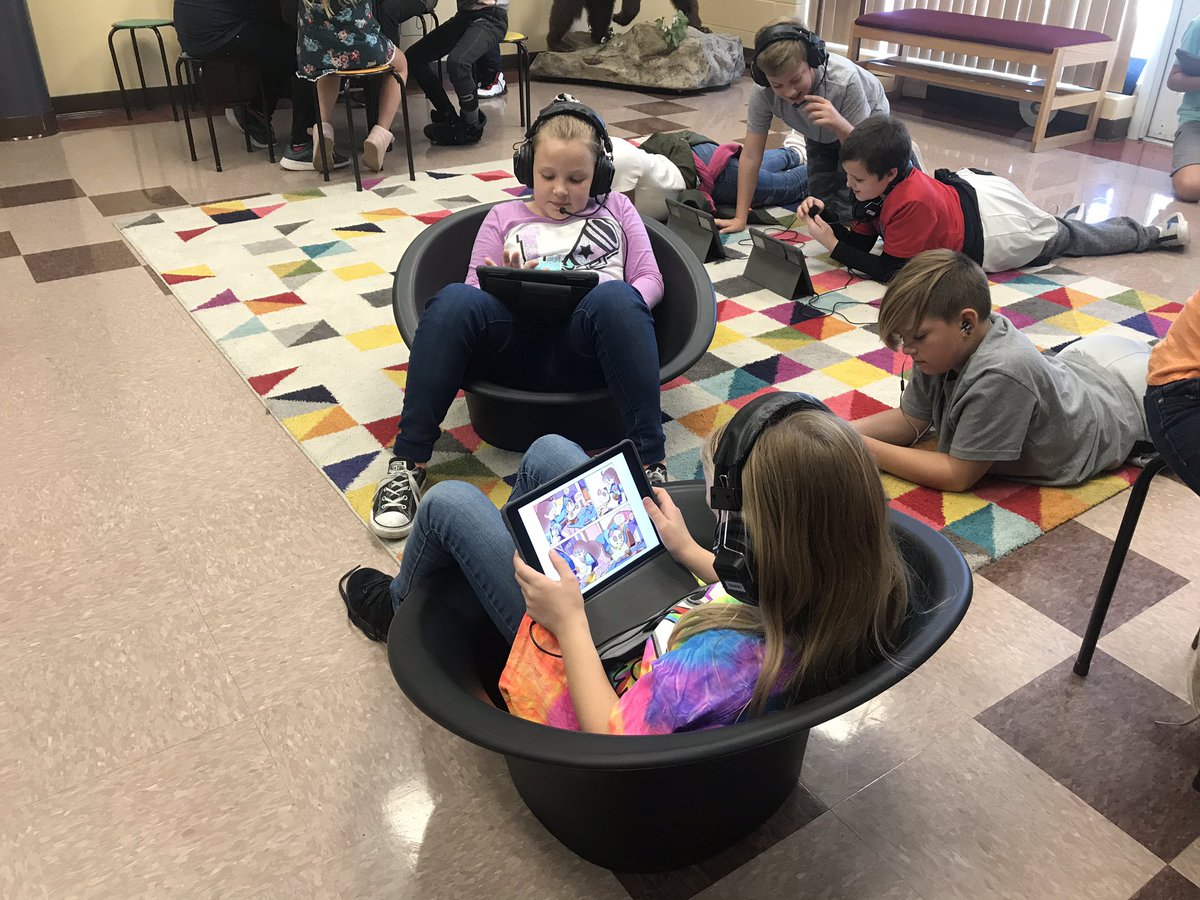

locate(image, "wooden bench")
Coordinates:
848 8 1116 152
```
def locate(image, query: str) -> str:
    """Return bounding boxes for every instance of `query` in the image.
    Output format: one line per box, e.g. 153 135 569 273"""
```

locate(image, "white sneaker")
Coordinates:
477 71 507 98
1153 213 1190 249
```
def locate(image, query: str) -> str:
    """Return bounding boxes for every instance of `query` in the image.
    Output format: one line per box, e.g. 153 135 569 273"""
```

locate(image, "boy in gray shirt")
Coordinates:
852 250 1150 492
717 18 888 232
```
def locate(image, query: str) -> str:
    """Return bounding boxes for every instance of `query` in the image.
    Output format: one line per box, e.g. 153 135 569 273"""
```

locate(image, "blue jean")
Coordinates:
1145 378 1200 497
693 142 808 210
394 280 666 463
389 435 590 641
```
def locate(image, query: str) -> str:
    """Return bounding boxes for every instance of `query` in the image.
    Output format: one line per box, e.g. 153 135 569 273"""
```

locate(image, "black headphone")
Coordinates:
709 391 833 604
513 93 615 199
750 23 829 88
853 158 914 220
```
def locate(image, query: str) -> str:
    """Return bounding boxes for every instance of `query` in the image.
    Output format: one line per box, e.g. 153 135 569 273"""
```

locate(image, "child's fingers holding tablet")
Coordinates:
514 551 586 637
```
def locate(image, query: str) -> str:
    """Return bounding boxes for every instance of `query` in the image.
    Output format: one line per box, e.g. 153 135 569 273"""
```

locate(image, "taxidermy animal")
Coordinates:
547 0 705 52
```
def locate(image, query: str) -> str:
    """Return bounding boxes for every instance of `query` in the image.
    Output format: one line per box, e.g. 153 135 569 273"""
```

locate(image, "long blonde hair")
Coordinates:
531 113 602 166
671 409 909 714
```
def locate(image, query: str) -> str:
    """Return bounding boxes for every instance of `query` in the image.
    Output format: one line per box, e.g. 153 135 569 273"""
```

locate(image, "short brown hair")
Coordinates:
877 250 991 350
754 18 813 78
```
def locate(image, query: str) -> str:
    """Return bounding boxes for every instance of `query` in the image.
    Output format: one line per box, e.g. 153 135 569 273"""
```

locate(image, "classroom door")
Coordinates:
1147 0 1200 141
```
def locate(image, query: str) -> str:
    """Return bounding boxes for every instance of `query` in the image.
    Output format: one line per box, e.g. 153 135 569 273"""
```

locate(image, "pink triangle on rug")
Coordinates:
251 203 287 218
193 288 240 310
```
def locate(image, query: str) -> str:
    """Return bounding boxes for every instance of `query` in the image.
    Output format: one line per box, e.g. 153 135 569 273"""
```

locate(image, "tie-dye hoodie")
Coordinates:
499 583 786 734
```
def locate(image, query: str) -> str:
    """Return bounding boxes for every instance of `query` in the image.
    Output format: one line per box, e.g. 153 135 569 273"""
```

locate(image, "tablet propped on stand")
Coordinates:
743 226 816 302
501 440 699 647
477 265 600 324
665 197 727 264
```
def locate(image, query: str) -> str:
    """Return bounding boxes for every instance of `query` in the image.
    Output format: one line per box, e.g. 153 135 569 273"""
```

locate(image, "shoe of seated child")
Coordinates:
1153 213 1190 249
225 106 276 149
279 140 349 171
338 565 395 642
477 71 507 98
362 125 395 172
425 110 487 146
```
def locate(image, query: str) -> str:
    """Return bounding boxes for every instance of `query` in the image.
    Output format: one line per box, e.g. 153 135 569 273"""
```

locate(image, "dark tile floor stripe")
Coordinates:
978 653 1200 861
625 100 698 116
144 264 172 295
0 179 86 209
0 231 18 259
606 116 691 136
614 784 826 900
23 241 140 284
1130 866 1200 899
977 520 1189 637
90 186 189 217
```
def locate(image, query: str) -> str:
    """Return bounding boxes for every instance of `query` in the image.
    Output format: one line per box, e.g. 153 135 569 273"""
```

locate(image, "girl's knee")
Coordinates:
1173 167 1200 203
420 480 487 516
580 281 646 316
423 283 489 320
526 434 582 460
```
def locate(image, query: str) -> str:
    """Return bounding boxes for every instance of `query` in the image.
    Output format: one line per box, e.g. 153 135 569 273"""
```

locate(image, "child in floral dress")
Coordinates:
297 0 409 171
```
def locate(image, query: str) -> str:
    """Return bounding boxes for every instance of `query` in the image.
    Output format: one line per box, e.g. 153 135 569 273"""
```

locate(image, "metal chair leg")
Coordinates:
233 68 253 154
345 78 363 192
108 28 132 120
257 73 276 164
314 82 331 182
151 27 179 121
195 62 223 173
399 75 415 182
517 42 530 127
129 29 151 110
176 57 198 161
1073 456 1169 676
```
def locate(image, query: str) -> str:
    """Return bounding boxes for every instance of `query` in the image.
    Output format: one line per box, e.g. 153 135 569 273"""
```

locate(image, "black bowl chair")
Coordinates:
391 201 717 452
388 481 972 872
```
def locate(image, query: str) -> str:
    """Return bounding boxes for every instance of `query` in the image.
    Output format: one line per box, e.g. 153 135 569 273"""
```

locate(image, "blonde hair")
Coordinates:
531 113 603 163
755 17 814 78
877 249 992 351
672 408 909 714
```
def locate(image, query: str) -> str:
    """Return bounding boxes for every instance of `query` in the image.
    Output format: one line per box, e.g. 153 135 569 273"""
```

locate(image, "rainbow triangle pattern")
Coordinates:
120 160 1156 564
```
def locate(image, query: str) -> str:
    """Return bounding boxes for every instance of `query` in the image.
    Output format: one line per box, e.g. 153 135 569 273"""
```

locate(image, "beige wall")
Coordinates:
32 0 809 98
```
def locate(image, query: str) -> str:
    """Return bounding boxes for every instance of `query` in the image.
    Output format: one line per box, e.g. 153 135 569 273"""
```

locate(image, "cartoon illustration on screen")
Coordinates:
554 536 610 589
600 510 645 564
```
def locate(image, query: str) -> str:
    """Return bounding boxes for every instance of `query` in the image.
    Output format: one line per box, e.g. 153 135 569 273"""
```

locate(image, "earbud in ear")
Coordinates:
960 321 972 335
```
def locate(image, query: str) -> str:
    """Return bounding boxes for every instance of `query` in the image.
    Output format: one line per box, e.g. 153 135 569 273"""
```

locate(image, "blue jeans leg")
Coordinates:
393 283 518 463
697 142 808 209
1145 379 1200 497
556 280 666 463
390 435 591 641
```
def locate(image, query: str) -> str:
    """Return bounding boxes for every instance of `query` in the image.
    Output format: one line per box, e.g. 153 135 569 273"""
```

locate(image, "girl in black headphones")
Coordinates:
363 94 668 545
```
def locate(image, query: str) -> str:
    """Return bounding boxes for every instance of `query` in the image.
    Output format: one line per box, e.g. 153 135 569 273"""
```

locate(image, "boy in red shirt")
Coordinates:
799 115 1189 283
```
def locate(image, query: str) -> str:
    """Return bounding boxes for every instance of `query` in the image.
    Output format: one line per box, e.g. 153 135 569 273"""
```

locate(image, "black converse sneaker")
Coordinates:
370 457 426 539
338 565 395 642
645 462 669 487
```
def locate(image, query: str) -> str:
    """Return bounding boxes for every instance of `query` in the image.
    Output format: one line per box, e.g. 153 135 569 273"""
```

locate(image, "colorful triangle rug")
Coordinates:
119 161 1172 567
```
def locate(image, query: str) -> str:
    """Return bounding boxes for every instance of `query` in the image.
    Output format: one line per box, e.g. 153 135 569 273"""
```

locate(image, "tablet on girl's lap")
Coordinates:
502 441 700 646
476 265 599 324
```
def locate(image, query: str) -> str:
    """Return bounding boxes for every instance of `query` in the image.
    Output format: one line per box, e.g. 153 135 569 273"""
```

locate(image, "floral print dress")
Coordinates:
296 0 397 80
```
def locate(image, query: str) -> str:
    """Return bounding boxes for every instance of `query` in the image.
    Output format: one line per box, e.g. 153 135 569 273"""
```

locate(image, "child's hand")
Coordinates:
643 488 694 561
514 551 586 637
807 213 837 251
715 214 747 235
801 96 851 137
482 249 539 269
796 196 824 223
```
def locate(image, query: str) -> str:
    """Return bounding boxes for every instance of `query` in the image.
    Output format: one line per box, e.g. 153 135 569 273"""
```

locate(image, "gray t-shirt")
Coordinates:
900 315 1144 486
746 53 889 144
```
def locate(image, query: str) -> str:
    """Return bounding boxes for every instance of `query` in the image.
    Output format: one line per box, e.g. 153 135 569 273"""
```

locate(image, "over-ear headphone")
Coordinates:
750 23 829 88
853 158 914 220
513 93 615 199
709 391 833 604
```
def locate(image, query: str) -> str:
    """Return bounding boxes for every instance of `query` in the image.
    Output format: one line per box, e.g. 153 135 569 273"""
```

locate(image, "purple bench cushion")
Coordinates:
856 9 1111 54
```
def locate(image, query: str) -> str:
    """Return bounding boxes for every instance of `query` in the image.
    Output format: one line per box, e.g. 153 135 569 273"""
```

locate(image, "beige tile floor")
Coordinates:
1 74 1199 898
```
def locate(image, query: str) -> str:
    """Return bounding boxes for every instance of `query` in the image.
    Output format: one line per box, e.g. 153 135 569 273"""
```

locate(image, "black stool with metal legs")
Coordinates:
314 67 415 191
500 31 532 127
1073 455 1170 676
175 53 276 173
415 11 444 83
107 18 179 121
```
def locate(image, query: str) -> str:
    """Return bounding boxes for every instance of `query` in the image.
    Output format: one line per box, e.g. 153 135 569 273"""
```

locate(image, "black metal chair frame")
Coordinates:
175 54 276 173
108 21 179 122
1073 456 1169 677
313 70 416 191
500 34 533 128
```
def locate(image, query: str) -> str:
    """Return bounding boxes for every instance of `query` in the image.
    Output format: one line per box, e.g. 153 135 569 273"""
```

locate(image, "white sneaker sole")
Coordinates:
369 517 413 540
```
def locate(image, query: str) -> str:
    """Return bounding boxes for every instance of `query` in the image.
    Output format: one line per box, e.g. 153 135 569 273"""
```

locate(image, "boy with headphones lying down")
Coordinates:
852 250 1152 493
800 115 1189 284
716 17 889 234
